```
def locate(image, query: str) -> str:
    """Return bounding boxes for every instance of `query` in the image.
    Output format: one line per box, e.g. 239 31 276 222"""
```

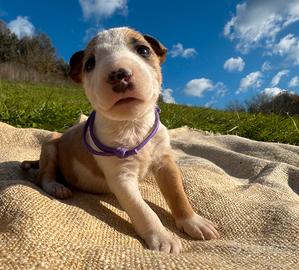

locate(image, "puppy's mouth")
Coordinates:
114 97 142 106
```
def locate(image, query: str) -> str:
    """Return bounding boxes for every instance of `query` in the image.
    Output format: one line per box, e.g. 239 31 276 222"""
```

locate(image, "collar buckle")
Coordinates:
114 147 128 158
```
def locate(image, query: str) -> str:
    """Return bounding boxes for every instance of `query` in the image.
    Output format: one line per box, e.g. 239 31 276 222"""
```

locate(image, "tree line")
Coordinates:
227 91 299 116
0 20 69 81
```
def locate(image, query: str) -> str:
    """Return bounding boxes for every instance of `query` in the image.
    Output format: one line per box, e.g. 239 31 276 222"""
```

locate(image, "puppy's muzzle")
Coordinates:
107 68 134 93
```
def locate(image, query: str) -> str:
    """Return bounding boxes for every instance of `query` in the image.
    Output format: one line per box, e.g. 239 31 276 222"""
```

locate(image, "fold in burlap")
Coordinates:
0 122 299 269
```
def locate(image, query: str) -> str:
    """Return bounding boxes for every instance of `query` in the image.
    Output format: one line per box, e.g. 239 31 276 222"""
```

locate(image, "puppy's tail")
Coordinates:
20 160 40 171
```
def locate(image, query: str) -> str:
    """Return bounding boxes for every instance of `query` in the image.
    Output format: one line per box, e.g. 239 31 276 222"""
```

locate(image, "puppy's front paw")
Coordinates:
42 182 72 199
176 214 219 240
143 229 182 254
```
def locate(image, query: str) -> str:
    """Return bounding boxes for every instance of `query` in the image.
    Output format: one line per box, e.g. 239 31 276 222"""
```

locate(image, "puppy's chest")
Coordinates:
70 146 153 194
97 140 155 181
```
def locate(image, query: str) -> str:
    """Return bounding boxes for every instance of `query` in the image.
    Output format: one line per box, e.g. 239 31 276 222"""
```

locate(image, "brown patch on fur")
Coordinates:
38 133 62 184
143 35 167 64
57 124 106 192
69 50 84 83
84 37 98 62
124 29 164 85
153 155 194 220
85 36 99 52
37 126 106 194
21 130 60 173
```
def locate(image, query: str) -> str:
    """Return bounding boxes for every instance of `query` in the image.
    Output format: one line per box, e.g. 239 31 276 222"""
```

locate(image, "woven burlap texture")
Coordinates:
0 121 299 269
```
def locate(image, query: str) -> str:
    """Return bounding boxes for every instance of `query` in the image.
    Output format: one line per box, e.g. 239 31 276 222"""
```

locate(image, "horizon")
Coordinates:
1 0 299 109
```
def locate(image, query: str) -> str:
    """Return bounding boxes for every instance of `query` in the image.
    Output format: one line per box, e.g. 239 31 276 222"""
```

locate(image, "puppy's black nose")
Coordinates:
107 68 134 93
108 68 132 84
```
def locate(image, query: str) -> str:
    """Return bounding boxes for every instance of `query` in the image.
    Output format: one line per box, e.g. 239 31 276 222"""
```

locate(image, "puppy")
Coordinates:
21 27 219 254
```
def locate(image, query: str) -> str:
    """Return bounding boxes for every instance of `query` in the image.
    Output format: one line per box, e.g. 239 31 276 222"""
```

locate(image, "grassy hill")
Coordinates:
1 80 299 145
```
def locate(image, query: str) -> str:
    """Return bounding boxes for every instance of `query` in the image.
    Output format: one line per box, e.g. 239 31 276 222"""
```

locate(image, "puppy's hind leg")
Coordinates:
38 132 72 199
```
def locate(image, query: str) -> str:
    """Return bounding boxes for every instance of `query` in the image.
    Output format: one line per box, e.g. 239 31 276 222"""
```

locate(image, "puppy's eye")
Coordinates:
84 55 95 72
136 45 151 58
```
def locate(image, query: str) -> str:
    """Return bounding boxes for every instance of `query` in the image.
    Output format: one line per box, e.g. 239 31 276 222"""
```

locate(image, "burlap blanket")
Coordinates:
0 121 298 269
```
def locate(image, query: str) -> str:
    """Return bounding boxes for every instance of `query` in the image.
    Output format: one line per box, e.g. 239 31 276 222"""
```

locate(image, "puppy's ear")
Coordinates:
143 35 167 64
69 50 84 83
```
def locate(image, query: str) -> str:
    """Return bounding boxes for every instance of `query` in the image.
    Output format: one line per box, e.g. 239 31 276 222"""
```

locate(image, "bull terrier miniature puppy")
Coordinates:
21 27 219 253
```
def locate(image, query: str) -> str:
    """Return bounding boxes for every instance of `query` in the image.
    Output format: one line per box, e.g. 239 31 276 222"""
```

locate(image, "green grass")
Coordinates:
0 80 90 131
1 80 299 145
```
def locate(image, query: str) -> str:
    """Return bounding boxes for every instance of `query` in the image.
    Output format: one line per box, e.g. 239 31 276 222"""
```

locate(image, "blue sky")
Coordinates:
1 0 299 109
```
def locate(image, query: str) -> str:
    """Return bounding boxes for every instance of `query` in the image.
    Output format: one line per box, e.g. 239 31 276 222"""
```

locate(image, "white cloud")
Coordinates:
261 61 272 72
215 82 228 97
7 16 35 38
262 87 284 97
223 57 245 72
169 43 197 58
184 78 213 97
79 0 127 20
238 71 263 93
224 0 299 52
262 87 293 97
271 70 289 87
204 83 228 108
184 78 227 98
273 34 299 65
289 76 299 87
274 34 297 53
161 88 176 104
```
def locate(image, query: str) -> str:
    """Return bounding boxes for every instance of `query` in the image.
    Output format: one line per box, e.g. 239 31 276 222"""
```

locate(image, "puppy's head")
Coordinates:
69 27 167 120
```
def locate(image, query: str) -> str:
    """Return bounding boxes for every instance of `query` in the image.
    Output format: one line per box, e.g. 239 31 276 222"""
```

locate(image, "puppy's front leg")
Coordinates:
153 154 220 240
107 173 182 254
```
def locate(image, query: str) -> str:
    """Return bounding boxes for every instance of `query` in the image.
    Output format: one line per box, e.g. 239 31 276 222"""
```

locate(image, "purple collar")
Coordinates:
83 107 161 158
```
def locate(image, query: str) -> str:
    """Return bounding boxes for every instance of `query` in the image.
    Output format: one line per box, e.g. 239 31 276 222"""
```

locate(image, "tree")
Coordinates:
18 33 58 74
227 92 299 116
0 20 19 62
246 93 271 114
0 20 69 80
258 92 299 115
